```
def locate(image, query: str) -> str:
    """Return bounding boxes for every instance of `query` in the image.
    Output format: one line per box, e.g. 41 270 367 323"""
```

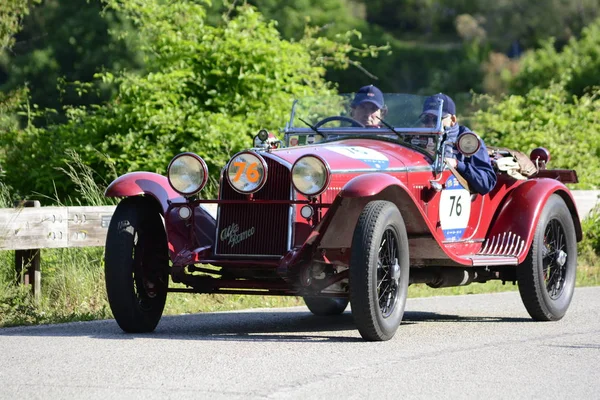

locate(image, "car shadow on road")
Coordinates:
0 308 532 342
403 311 532 324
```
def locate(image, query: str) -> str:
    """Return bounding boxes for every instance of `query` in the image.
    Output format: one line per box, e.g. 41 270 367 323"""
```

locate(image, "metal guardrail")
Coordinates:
571 190 600 221
1 192 598 300
2 193 598 252
1 193 598 251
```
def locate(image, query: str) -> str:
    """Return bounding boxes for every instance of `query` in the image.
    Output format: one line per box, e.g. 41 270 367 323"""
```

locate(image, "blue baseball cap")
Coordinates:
351 85 384 109
421 93 456 117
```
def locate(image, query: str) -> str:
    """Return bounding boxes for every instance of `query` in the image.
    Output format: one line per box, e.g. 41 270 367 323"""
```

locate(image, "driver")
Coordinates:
350 85 386 127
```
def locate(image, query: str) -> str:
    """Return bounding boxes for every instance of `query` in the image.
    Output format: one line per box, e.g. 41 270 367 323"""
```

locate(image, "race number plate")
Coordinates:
439 176 471 241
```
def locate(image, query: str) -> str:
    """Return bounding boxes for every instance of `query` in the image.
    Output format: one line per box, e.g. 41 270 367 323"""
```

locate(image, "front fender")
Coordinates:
487 178 582 263
281 173 471 272
340 173 405 198
318 173 433 249
105 172 184 215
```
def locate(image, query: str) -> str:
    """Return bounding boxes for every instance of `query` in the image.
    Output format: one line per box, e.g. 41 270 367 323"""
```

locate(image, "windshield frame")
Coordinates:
282 93 447 164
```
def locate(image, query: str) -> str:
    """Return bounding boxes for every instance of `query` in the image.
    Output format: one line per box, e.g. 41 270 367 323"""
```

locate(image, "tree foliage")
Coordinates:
0 0 143 124
207 0 366 40
2 0 600 200
0 0 31 51
480 0 600 51
3 0 600 121
510 17 600 97
0 0 383 201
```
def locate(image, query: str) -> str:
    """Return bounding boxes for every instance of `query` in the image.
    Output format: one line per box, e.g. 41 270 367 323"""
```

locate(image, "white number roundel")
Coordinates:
439 176 471 241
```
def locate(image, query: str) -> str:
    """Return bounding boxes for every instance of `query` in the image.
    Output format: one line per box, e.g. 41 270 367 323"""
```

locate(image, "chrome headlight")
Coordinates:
226 151 268 194
456 132 481 156
167 153 208 196
292 155 330 197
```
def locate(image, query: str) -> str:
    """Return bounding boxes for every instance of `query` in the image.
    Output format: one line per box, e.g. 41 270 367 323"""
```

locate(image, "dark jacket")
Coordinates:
445 125 497 195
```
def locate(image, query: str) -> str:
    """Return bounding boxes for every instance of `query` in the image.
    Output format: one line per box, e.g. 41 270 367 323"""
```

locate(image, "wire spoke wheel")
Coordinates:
543 220 568 299
377 229 399 317
350 201 409 341
517 194 577 321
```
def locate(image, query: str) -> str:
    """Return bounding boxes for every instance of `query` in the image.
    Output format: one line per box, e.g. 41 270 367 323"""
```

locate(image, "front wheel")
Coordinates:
349 201 410 341
105 196 169 333
517 194 577 321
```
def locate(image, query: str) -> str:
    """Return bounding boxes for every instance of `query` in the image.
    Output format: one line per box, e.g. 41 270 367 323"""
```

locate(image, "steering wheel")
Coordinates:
314 115 365 128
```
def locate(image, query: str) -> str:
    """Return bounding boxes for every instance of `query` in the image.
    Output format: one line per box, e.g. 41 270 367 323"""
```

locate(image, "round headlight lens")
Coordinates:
168 153 208 196
292 155 330 196
456 132 481 156
226 152 268 194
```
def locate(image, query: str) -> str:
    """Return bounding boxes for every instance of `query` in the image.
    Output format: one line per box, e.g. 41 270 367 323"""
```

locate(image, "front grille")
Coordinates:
215 156 291 256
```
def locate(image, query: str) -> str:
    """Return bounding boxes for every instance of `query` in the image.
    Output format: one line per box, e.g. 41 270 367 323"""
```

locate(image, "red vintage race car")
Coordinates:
104 93 581 341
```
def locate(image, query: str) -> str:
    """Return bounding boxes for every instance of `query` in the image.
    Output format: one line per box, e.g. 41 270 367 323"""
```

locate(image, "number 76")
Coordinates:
449 195 462 216
232 161 259 183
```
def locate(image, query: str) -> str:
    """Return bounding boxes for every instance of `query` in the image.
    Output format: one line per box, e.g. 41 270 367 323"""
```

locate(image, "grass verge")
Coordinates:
1 250 598 328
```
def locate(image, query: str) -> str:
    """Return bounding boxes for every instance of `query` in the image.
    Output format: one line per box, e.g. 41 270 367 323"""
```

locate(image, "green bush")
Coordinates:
581 203 600 256
470 82 600 189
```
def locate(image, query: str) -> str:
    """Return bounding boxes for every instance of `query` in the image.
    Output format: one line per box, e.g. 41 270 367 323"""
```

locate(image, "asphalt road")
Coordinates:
1 286 599 399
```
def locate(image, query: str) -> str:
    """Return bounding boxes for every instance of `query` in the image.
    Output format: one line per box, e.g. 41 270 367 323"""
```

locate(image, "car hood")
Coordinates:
267 138 432 172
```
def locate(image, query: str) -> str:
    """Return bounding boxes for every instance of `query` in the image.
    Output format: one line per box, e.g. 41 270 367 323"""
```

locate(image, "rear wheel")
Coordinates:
517 194 577 321
105 196 169 332
349 201 409 341
303 297 349 316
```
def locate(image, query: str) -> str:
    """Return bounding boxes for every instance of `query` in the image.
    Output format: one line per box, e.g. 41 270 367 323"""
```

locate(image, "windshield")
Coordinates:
285 93 444 132
282 93 445 155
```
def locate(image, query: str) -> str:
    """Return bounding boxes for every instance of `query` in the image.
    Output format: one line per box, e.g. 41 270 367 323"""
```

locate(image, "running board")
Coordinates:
460 255 519 266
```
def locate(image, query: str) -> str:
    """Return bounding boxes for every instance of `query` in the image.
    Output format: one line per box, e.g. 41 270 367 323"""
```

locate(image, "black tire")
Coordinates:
349 200 410 341
303 297 349 316
105 196 169 333
517 194 577 321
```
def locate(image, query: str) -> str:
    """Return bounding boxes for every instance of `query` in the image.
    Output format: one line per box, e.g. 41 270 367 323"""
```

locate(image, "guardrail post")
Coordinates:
14 200 42 302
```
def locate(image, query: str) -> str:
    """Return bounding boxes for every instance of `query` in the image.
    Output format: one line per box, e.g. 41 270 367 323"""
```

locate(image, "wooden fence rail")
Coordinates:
0 204 116 251
1 203 116 301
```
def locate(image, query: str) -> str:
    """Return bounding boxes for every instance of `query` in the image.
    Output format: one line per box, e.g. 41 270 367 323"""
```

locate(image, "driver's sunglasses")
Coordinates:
420 114 450 125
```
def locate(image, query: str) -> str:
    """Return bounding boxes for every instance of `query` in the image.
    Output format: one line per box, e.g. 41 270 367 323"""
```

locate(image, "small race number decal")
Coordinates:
227 152 266 193
439 176 471 241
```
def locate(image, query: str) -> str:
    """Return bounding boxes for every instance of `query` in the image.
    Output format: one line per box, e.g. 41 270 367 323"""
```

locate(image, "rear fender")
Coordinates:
105 172 184 215
487 179 582 263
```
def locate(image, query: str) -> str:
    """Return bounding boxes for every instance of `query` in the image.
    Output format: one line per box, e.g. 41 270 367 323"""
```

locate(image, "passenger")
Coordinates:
420 93 497 195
